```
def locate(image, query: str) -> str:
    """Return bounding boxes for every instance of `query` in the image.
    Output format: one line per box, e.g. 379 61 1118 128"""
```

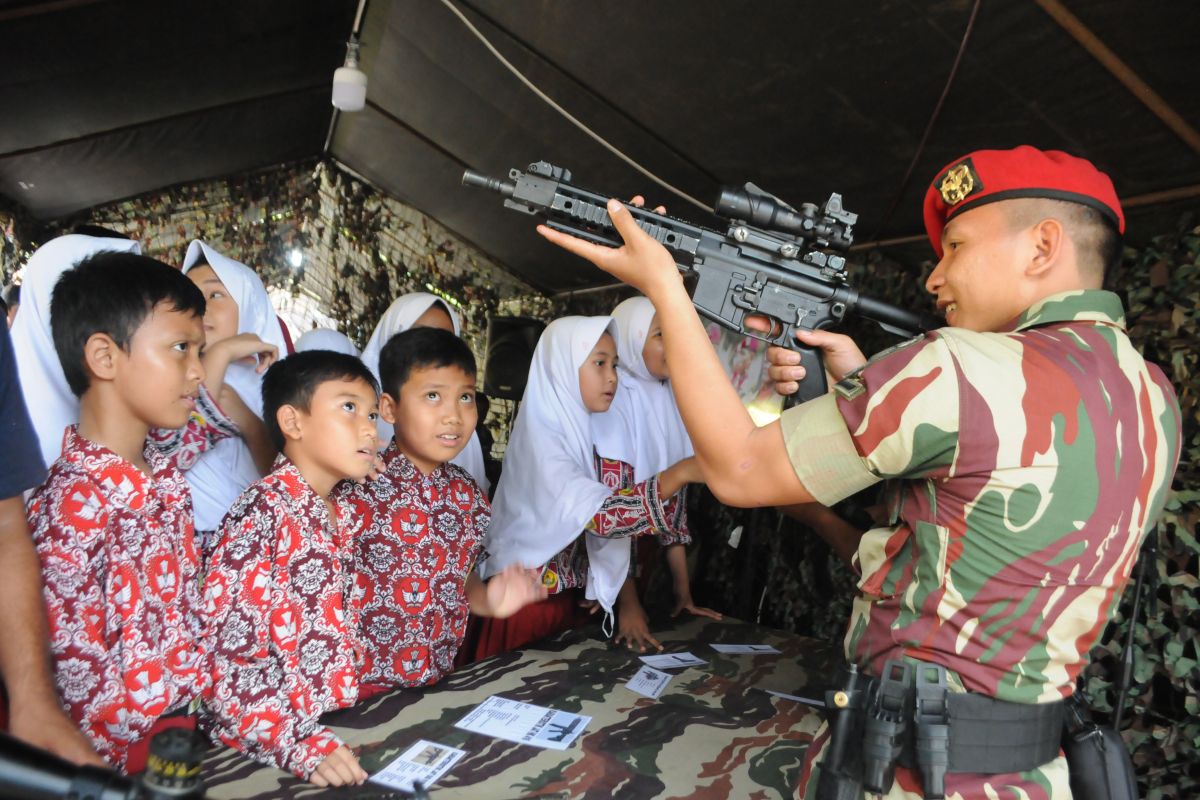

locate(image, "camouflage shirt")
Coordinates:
783 289 1181 704
784 290 1180 799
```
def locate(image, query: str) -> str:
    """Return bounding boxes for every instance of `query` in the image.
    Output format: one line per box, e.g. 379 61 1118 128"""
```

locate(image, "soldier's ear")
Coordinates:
380 392 399 425
276 404 304 443
1027 217 1066 279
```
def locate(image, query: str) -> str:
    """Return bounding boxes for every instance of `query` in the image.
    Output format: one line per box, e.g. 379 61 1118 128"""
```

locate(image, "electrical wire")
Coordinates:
437 0 713 214
868 0 983 243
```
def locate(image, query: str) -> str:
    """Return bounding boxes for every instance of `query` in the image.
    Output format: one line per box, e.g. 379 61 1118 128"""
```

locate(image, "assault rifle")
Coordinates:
463 161 939 403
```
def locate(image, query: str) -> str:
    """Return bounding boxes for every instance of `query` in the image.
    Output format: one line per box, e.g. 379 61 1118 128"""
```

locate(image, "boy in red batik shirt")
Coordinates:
201 351 381 787
339 327 544 696
28 251 270 772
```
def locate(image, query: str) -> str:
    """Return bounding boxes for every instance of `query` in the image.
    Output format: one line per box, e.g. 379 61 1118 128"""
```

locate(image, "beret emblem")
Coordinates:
938 161 981 206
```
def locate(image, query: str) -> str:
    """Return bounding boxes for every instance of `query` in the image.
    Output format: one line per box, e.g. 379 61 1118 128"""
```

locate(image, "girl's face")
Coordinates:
641 313 668 380
578 332 618 413
187 265 239 347
413 303 454 332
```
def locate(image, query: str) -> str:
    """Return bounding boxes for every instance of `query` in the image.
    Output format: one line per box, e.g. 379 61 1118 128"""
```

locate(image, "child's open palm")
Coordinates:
485 565 548 619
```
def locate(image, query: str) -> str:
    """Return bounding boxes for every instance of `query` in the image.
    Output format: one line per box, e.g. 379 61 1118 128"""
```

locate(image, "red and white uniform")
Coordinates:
200 456 364 779
28 388 236 769
339 443 490 690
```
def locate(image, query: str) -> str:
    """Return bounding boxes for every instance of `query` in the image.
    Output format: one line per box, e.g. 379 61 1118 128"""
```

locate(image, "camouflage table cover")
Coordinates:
202 615 838 799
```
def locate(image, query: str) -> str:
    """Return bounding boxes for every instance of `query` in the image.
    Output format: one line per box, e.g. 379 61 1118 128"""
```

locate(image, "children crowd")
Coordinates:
0 231 712 786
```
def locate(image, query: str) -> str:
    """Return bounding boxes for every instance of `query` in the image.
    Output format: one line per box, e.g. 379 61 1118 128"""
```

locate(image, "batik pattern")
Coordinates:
541 453 690 594
28 389 234 770
201 457 364 779
338 443 490 690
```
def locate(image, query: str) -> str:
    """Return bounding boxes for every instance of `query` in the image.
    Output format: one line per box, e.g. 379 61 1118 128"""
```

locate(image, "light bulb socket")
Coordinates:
332 34 367 112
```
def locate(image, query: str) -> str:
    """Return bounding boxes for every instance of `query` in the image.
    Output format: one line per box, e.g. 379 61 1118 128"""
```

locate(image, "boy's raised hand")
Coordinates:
484 565 548 619
537 198 682 301
310 744 368 787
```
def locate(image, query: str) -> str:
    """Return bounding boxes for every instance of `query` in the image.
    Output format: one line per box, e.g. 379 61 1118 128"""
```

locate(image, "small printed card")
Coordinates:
455 695 591 750
710 643 781 655
625 665 673 698
370 739 467 794
639 651 708 670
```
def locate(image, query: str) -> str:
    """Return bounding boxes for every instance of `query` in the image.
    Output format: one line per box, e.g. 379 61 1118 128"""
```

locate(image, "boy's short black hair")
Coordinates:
262 351 380 451
51 251 206 397
378 327 477 398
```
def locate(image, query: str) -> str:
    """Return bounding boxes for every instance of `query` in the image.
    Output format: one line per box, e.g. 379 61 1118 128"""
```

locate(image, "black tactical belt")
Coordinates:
817 659 1065 800
896 690 1064 773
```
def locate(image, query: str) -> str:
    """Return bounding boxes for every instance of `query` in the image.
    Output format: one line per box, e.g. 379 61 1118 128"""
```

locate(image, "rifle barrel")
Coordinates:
462 170 515 197
854 293 939 337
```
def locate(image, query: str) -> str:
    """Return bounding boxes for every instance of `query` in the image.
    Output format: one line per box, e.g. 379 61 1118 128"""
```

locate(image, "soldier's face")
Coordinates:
925 202 1032 332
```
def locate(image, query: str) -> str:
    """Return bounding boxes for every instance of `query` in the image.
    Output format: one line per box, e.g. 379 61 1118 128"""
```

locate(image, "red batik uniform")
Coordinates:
539 452 690 594
28 387 237 770
472 452 689 660
338 442 490 692
201 456 364 779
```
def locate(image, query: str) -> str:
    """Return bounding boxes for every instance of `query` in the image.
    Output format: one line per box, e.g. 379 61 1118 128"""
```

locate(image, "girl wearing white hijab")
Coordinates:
593 297 721 631
11 233 142 465
360 292 490 494
294 328 360 357
476 316 701 657
182 241 286 539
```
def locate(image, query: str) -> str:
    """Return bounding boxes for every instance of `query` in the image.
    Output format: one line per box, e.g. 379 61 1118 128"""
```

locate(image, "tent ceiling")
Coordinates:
3 0 1199 294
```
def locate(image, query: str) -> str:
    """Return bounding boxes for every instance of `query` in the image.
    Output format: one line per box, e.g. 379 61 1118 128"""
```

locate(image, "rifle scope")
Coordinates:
716 187 853 248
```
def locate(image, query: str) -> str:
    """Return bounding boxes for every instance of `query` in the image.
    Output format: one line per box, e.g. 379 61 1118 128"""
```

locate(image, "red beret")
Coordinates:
922 146 1124 258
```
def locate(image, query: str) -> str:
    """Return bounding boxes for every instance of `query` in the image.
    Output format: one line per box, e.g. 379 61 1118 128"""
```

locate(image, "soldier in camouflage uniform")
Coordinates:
539 146 1182 799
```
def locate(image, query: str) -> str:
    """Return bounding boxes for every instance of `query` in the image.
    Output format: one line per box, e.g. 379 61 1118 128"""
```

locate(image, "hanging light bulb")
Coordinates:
332 35 367 112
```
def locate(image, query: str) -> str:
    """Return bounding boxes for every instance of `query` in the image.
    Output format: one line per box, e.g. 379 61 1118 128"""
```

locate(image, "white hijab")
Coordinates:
592 297 694 481
182 241 288 531
294 328 360 357
481 316 630 616
11 233 142 466
361 292 489 493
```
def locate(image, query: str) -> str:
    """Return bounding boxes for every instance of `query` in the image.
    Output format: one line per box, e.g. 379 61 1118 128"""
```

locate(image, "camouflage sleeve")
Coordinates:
781 335 961 505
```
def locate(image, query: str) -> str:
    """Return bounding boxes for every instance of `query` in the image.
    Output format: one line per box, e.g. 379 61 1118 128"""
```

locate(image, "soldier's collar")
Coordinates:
1008 290 1126 332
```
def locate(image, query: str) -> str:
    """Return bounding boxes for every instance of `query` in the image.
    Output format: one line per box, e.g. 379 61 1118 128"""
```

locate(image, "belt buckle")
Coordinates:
861 659 913 793
913 663 950 800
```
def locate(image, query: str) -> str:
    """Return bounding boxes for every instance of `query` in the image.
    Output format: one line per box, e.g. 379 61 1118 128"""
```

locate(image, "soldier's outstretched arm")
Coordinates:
778 502 865 566
538 200 817 509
